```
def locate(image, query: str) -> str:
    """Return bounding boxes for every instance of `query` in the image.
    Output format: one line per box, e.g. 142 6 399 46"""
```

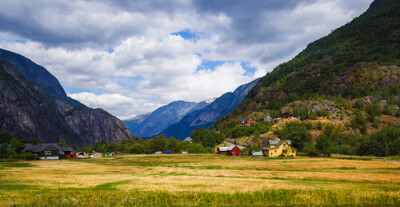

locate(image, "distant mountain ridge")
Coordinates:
0 48 133 146
124 100 210 137
161 78 259 139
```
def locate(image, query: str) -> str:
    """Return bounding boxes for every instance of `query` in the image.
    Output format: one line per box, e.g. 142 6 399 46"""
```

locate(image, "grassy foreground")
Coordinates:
0 154 399 206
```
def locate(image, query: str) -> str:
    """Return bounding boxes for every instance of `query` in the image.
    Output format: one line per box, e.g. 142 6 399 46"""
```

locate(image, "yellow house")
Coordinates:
262 140 296 157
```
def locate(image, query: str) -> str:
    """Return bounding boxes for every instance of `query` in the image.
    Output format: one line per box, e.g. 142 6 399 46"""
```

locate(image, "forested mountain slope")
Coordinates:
211 0 400 156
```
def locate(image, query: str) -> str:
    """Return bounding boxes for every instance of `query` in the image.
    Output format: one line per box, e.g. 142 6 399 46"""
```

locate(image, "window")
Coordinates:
271 153 273 155
44 151 51 155
275 150 276 153
292 150 294 153
283 144 286 147
282 150 287 154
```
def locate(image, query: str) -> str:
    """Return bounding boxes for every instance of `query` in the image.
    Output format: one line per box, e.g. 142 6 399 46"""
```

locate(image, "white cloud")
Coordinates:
68 92 162 120
0 0 373 119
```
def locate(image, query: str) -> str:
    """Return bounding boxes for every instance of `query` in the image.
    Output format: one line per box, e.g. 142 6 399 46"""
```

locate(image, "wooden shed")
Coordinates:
218 145 240 156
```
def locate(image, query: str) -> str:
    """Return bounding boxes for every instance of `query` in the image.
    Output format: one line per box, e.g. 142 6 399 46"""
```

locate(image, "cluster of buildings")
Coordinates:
23 143 124 160
217 140 296 158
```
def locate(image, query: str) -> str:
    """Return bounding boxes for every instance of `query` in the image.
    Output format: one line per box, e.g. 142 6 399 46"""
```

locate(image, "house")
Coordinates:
262 140 296 157
280 113 295 119
217 145 240 156
60 146 74 159
24 143 75 160
240 118 253 126
251 150 264 158
260 115 272 122
183 137 193 143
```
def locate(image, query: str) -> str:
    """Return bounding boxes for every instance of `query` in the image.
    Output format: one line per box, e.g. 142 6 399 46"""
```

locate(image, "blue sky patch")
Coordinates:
0 38 27 44
196 59 227 71
15 39 26 44
171 29 207 42
241 62 257 76
107 48 114 54
112 76 145 91
196 59 257 76
62 84 103 95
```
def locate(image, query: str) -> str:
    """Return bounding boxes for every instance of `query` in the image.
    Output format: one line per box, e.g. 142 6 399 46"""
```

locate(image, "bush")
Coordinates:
302 144 320 157
356 126 400 156
316 134 331 157
14 152 37 160
129 143 146 154
274 122 312 151
191 128 224 148
316 109 330 117
338 144 356 155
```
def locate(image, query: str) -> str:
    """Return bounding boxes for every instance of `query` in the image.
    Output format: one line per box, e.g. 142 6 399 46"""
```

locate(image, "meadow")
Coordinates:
0 154 399 206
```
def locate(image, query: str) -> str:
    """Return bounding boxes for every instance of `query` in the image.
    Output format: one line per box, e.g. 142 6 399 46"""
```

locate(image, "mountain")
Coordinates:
213 0 400 134
0 49 133 146
161 78 259 139
0 49 86 108
124 100 210 137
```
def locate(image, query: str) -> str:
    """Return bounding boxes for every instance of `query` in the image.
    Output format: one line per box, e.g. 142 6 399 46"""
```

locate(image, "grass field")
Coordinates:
1 154 400 206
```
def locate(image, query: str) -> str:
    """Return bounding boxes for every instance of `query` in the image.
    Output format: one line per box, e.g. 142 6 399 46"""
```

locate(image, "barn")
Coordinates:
217 145 240 156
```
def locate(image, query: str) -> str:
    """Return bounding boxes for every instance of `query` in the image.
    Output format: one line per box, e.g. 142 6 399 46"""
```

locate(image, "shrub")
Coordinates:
129 143 146 154
316 134 331 157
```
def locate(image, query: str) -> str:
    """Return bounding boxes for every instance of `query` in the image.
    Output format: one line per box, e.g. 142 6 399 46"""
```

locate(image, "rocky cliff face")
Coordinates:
65 108 133 146
0 61 76 143
0 49 134 146
161 79 259 139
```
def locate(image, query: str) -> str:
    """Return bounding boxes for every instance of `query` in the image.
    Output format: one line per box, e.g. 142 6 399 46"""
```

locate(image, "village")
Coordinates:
20 112 301 160
20 138 296 160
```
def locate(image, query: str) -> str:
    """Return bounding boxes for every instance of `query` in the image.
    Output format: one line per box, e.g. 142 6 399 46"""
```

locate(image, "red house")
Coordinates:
240 118 252 126
217 145 240 156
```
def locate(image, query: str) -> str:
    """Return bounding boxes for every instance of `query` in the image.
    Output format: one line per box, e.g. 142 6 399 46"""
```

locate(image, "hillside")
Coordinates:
161 79 259 139
0 49 133 146
124 100 210 137
212 0 400 154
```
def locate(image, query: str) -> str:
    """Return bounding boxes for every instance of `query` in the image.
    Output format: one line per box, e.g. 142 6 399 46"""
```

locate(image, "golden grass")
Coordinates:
1 154 400 206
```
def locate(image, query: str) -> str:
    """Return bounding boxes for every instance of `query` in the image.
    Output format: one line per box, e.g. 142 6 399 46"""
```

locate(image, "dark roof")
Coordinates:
280 113 294 117
24 143 74 154
240 118 252 122
61 147 74 152
262 140 293 150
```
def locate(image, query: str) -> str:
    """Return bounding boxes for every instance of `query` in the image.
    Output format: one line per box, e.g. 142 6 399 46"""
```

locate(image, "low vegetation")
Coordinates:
76 134 214 154
0 154 399 206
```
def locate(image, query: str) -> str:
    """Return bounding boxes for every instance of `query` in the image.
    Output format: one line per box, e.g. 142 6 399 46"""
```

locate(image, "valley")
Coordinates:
0 0 400 205
0 154 399 206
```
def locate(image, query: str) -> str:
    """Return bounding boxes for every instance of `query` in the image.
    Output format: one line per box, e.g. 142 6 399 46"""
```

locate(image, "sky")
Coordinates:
0 0 373 119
